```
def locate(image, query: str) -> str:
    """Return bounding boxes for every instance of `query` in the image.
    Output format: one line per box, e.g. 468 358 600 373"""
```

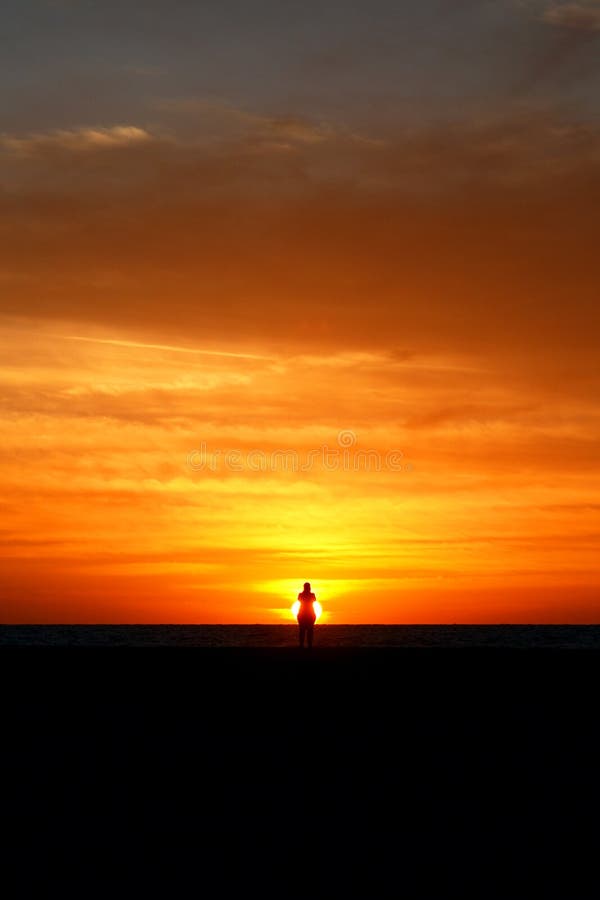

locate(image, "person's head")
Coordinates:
303 582 311 592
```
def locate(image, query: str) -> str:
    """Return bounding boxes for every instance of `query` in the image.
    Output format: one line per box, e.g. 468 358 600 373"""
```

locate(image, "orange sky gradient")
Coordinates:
1 309 598 622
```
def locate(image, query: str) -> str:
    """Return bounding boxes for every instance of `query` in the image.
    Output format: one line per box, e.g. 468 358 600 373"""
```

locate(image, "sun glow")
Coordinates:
291 600 322 621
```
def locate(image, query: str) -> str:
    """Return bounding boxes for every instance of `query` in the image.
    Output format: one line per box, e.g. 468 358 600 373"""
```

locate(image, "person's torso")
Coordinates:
297 593 316 619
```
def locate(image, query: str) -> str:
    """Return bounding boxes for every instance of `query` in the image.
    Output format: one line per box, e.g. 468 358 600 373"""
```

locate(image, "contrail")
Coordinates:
60 334 273 361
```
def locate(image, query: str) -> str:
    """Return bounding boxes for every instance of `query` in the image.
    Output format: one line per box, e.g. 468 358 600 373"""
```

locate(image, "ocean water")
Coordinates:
1 624 599 647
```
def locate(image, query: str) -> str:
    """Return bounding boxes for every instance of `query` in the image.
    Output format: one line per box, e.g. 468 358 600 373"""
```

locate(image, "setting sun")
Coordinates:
291 600 323 621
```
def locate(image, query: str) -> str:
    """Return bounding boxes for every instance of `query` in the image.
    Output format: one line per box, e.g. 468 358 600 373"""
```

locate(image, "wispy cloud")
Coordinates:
61 334 274 361
541 2 600 29
1 125 153 156
154 97 379 149
512 2 600 95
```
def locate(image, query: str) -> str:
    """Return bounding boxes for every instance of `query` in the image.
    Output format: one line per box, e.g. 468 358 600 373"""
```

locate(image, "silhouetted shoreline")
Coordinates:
2 623 600 648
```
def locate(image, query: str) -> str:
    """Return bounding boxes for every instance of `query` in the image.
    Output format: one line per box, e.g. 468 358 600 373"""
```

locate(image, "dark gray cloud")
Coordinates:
2 0 599 135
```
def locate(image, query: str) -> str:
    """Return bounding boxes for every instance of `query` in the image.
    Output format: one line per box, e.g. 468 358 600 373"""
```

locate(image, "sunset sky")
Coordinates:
1 0 599 622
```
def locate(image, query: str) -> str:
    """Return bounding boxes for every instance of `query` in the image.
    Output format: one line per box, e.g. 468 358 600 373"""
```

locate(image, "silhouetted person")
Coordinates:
297 582 316 649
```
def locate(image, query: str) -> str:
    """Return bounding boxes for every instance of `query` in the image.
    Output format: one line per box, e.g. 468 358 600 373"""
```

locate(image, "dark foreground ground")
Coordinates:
4 648 599 895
